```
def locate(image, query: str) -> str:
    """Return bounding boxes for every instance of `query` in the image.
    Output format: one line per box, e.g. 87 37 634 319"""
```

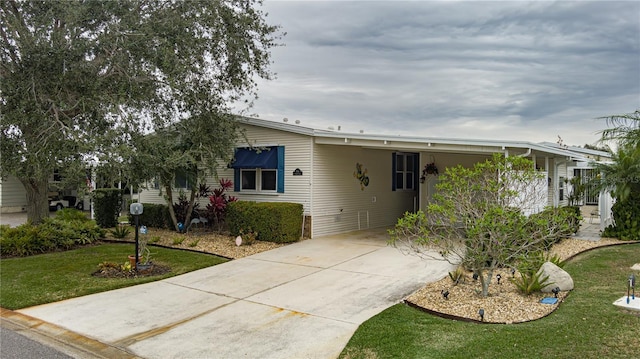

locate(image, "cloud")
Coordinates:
246 1 640 146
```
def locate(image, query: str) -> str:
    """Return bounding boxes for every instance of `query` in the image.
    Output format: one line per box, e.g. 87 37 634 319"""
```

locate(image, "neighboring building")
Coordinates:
0 173 90 214
0 175 27 213
137 117 613 238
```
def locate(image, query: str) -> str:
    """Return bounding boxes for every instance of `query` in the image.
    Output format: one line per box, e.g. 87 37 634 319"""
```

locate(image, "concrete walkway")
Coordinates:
14 229 455 359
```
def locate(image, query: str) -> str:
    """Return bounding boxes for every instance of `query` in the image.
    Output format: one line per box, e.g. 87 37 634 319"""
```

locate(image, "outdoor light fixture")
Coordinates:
496 274 502 284
479 308 485 322
129 203 144 272
552 287 560 298
441 290 449 300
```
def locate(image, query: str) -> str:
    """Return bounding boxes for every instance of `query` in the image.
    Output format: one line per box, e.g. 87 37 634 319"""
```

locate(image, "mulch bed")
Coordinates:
92 263 171 278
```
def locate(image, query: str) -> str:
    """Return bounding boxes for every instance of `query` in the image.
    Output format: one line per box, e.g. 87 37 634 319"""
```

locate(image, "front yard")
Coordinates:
340 243 640 359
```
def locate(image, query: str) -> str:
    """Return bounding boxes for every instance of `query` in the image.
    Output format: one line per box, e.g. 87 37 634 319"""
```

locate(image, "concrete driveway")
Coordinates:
17 229 454 359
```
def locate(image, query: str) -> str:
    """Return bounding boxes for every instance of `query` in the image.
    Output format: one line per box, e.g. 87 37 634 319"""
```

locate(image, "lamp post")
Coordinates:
628 274 636 304
130 203 144 272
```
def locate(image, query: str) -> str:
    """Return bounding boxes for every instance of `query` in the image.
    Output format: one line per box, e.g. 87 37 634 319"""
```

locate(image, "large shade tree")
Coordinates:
130 112 240 232
0 0 281 224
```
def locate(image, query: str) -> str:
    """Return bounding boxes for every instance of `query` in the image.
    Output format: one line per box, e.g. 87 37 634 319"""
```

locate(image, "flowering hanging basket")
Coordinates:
420 162 439 183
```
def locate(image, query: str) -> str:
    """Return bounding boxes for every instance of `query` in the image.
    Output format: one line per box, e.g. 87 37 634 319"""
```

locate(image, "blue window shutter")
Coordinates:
392 152 397 191
277 146 285 193
234 168 240 192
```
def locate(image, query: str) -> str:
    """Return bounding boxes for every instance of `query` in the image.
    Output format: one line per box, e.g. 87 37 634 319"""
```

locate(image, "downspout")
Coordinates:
516 148 532 158
308 136 314 239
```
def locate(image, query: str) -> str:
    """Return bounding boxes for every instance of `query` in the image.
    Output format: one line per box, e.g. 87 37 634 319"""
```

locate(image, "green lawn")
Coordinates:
340 243 640 359
0 243 227 310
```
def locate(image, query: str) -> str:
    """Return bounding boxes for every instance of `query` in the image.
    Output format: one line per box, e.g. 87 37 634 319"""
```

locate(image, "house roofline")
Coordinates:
236 116 608 162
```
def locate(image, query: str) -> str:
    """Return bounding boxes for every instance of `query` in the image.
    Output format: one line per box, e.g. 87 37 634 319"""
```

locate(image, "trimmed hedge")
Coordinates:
127 203 172 229
227 201 303 243
94 188 122 228
0 209 104 257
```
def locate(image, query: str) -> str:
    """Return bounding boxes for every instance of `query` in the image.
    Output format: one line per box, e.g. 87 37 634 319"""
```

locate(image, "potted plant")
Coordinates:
420 162 439 183
129 237 153 271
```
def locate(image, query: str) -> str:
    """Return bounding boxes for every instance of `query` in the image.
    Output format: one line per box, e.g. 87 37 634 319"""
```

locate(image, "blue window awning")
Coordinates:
231 148 278 169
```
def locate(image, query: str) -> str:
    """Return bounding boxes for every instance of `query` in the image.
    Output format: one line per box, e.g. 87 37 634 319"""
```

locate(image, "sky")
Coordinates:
244 0 640 147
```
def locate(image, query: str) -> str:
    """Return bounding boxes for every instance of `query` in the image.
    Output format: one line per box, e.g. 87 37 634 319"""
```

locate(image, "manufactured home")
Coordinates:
135 117 613 237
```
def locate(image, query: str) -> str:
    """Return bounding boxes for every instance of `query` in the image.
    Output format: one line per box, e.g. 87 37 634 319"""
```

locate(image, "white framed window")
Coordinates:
393 153 416 191
240 169 277 192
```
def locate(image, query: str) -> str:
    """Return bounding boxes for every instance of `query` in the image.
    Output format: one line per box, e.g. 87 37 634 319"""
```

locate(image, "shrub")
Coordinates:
110 225 131 239
128 203 171 229
172 190 200 226
238 228 257 246
603 192 640 240
527 207 577 249
55 208 89 222
448 266 466 285
515 251 565 277
93 188 122 228
0 217 103 257
511 271 553 296
562 205 582 234
227 201 303 243
205 178 238 231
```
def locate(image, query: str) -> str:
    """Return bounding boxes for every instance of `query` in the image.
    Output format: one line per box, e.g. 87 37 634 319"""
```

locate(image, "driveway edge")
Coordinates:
0 308 139 359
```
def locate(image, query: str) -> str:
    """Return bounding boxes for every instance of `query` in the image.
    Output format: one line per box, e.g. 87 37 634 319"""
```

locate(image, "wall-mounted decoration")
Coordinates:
293 168 303 176
353 162 370 190
420 156 439 183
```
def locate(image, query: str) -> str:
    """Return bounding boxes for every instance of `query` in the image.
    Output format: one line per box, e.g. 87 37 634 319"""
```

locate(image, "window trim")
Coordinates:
240 168 277 192
392 152 418 191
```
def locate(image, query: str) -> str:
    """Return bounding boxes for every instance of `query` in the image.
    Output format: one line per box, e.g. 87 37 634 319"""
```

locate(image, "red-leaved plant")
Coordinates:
206 178 237 231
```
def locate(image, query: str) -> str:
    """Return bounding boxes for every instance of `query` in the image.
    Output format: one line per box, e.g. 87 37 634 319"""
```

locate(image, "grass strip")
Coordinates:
0 243 227 310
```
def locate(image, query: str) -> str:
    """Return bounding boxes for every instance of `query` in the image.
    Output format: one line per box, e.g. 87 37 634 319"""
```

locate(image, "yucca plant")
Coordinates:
511 271 553 296
448 266 466 285
109 225 131 239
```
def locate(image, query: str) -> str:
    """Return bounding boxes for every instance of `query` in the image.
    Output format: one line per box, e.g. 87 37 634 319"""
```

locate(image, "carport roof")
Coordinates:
237 116 611 162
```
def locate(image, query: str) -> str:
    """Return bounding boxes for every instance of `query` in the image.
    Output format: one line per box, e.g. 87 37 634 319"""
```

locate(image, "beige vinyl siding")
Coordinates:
0 176 27 213
311 145 416 238
222 124 312 212
138 123 313 214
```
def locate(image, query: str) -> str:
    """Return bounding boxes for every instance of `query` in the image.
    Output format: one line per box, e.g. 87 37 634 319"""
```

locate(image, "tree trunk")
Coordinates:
164 184 180 232
20 176 50 225
184 185 197 231
479 268 494 297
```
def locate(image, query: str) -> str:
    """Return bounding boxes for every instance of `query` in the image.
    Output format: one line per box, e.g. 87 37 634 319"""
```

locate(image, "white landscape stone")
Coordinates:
538 261 574 292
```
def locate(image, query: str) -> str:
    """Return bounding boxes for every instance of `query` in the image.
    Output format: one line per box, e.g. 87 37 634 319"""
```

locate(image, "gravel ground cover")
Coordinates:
405 237 629 323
